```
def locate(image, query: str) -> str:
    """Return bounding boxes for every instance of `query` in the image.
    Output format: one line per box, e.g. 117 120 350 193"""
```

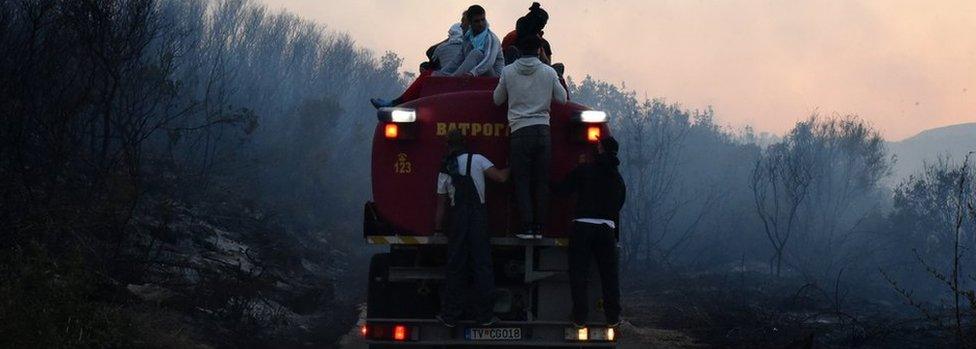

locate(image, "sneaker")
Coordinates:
370 98 394 109
435 314 457 328
479 316 501 327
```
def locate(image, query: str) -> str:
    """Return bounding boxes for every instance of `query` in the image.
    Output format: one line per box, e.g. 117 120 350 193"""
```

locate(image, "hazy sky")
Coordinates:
260 0 974 140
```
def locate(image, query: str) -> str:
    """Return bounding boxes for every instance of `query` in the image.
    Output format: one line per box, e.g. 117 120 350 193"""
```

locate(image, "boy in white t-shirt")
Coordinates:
434 130 509 328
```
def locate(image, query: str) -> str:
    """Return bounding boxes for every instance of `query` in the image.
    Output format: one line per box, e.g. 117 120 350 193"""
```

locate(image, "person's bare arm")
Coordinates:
434 194 449 234
485 166 510 183
552 70 568 104
540 34 553 65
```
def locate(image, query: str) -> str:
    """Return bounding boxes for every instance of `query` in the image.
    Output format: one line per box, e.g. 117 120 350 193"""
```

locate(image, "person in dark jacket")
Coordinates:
501 2 553 65
553 136 625 328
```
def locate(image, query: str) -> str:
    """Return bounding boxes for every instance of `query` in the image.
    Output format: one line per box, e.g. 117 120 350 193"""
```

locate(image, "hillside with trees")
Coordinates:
1 0 974 348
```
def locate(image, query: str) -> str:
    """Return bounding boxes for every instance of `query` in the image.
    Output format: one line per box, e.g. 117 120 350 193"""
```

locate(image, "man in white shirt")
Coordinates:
434 130 509 328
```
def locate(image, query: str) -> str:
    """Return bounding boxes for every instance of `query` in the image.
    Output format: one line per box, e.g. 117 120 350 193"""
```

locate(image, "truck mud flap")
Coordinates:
364 201 396 237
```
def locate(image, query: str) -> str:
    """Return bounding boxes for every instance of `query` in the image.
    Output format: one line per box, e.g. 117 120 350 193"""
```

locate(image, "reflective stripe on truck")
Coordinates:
366 235 569 246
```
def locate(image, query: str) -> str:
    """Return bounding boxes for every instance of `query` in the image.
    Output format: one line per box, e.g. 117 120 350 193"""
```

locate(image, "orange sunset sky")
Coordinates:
260 0 975 140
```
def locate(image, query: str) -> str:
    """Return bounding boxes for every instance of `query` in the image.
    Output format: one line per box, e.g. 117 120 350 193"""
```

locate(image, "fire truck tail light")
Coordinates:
580 110 608 123
565 326 616 342
393 325 407 341
377 107 417 123
363 323 417 341
390 109 416 122
587 126 601 142
384 124 398 139
573 110 609 123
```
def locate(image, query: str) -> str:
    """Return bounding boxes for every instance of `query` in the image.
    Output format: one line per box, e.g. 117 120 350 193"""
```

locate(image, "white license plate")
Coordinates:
465 327 522 341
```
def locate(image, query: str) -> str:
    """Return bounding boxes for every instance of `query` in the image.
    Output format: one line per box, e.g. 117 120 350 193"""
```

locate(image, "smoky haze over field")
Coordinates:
1 0 975 348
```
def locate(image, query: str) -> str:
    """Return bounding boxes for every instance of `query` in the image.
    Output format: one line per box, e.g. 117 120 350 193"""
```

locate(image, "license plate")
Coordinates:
465 327 522 341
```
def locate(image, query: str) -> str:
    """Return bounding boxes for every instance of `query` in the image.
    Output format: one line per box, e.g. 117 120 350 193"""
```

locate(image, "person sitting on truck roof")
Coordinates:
553 136 626 329
429 23 466 76
434 129 510 328
451 5 504 77
501 2 553 65
370 14 469 109
492 34 567 240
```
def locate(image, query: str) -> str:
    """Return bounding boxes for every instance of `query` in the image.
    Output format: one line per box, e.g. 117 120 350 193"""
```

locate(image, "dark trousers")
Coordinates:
442 203 494 322
569 221 621 324
510 125 551 229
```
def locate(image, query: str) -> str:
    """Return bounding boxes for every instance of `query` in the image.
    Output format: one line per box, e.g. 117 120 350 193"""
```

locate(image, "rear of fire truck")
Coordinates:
361 76 617 348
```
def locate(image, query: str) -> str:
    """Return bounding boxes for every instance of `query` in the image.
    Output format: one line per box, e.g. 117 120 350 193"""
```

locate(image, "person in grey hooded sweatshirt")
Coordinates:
430 23 466 76
492 34 567 239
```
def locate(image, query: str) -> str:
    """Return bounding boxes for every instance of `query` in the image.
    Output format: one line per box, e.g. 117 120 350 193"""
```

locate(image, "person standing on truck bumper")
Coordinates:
434 130 510 327
554 136 626 328
493 34 567 239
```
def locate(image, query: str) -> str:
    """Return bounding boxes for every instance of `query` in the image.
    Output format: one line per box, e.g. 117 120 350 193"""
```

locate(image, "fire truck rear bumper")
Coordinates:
360 318 617 347
365 201 569 246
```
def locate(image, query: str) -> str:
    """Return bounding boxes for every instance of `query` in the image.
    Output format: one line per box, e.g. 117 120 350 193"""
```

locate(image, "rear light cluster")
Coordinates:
361 324 419 342
377 107 418 140
384 124 399 139
587 126 601 142
377 108 417 123
573 110 609 143
577 110 608 123
565 327 616 342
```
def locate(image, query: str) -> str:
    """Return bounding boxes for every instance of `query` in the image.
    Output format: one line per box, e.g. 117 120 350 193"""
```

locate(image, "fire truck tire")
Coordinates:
367 253 393 317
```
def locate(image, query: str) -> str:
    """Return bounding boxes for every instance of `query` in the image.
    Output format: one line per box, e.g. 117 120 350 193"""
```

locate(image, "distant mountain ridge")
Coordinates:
887 122 976 184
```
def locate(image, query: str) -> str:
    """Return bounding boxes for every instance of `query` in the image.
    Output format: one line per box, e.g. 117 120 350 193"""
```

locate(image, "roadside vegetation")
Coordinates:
0 0 403 346
571 77 976 348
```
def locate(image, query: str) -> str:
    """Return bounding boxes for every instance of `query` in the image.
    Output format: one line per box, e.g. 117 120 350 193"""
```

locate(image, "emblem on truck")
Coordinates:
436 122 509 137
394 153 412 174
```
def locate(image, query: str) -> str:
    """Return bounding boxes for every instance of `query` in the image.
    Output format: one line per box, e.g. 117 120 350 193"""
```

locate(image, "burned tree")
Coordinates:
751 132 813 276
884 153 976 346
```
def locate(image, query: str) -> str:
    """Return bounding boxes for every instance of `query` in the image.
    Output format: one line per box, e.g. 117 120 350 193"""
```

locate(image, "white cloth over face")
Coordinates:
447 23 464 44
432 24 465 76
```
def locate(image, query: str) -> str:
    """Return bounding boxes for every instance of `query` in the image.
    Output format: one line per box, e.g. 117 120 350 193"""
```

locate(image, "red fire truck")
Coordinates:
362 75 617 347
